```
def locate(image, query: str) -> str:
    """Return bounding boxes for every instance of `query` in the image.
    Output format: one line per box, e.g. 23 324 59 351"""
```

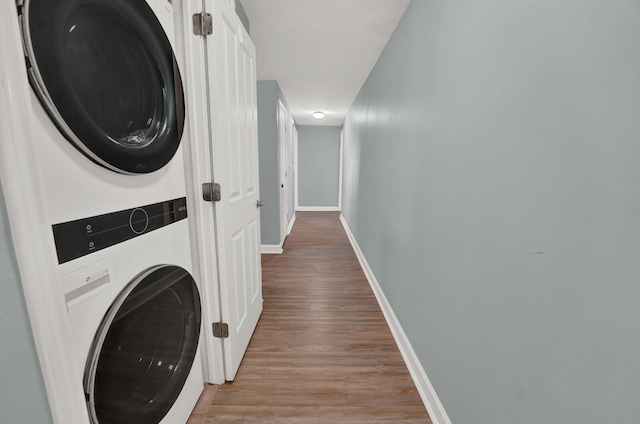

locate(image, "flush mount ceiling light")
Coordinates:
312 111 325 119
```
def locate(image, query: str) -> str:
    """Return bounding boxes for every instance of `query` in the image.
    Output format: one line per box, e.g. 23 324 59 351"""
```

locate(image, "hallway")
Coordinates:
188 212 430 423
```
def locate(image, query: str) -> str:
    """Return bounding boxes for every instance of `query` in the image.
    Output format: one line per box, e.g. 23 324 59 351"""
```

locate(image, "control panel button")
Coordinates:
129 208 150 235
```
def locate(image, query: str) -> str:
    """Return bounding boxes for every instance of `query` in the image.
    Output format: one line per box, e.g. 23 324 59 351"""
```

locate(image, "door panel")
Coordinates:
231 229 247 327
241 37 258 198
248 218 260 302
176 0 229 384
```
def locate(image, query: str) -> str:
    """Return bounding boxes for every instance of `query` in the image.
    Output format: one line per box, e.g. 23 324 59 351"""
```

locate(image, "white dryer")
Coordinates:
54 199 204 424
15 0 205 422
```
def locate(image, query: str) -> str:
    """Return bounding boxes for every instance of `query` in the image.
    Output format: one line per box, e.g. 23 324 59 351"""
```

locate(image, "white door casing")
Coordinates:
205 0 263 381
278 100 288 243
338 128 344 212
174 0 225 384
293 125 299 211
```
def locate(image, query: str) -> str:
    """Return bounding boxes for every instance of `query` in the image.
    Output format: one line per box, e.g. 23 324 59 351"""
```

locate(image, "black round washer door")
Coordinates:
24 0 184 174
84 265 201 424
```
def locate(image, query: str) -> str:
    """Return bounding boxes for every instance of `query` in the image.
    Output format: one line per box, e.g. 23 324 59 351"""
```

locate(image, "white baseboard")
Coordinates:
263 216 295 255
339 215 452 424
261 244 283 254
296 206 340 212
287 215 296 235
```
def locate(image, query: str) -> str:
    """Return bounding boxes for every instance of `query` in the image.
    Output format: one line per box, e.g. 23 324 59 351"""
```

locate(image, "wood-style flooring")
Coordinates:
188 212 431 423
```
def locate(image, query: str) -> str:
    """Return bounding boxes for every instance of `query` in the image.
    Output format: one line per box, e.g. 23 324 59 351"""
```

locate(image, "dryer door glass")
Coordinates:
84 266 201 424
23 0 184 174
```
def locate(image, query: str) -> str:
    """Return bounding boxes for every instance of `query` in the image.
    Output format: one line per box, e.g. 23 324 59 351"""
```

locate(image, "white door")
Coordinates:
278 101 288 241
205 0 262 381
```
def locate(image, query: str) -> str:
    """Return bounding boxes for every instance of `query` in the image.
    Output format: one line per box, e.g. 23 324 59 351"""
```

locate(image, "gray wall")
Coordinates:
297 126 341 208
341 1 640 423
257 81 280 246
257 80 295 245
0 187 53 423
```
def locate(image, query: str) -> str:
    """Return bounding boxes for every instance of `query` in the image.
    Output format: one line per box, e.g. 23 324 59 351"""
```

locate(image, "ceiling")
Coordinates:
239 0 411 126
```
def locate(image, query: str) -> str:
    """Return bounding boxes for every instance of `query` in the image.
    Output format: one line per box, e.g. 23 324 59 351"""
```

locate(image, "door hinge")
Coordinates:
202 182 221 202
212 322 229 338
192 12 213 36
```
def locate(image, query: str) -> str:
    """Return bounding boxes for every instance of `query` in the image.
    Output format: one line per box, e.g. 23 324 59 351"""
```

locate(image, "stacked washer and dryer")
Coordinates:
12 0 205 422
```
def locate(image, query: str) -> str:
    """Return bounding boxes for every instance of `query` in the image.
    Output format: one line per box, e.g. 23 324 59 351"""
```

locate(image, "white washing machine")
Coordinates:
14 0 205 422
60 220 204 424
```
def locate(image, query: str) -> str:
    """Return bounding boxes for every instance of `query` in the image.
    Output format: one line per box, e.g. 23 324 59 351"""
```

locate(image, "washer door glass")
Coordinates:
84 266 201 424
24 0 184 173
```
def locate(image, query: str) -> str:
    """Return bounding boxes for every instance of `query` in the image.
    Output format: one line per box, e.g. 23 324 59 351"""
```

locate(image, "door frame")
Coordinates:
294 125 299 211
338 127 344 211
277 100 288 243
175 0 225 384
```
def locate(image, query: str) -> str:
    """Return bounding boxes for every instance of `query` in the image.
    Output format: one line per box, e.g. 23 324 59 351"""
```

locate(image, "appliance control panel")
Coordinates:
52 197 187 264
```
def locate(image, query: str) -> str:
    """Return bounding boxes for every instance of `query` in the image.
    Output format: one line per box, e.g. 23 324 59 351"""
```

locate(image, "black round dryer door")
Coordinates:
22 0 184 174
84 265 201 424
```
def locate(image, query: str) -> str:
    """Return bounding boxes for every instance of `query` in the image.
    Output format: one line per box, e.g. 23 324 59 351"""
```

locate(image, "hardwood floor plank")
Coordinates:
190 212 431 423
202 405 429 424
192 385 219 414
